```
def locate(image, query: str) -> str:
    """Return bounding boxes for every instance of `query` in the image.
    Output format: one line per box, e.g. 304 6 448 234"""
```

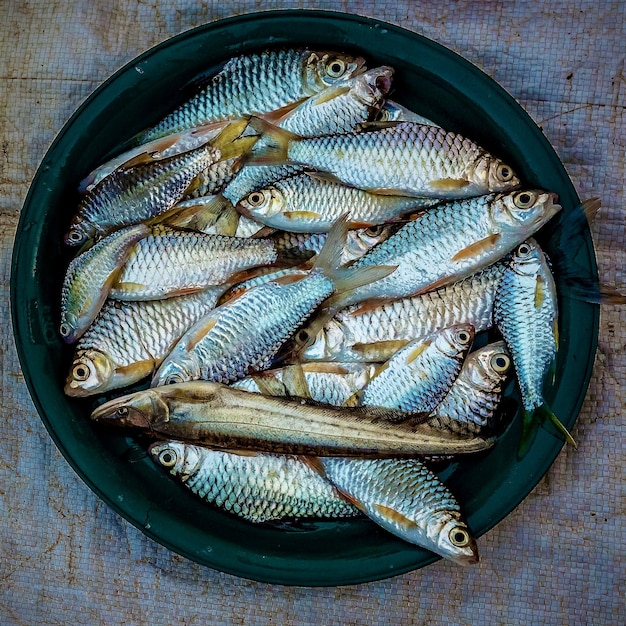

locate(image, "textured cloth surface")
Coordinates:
1 1 624 624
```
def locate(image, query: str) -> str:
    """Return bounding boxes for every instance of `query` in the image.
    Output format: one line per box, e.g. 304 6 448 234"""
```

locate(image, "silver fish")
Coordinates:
149 442 359 522
427 341 512 435
249 120 520 199
334 190 561 308
493 240 575 450
91 381 495 457
237 172 433 232
376 99 439 127
356 324 475 412
298 258 508 363
143 49 366 141
60 224 149 343
318 457 479 564
109 225 277 301
65 288 224 396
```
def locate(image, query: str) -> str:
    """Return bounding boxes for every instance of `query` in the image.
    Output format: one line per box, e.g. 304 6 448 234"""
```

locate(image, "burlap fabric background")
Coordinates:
1 1 624 623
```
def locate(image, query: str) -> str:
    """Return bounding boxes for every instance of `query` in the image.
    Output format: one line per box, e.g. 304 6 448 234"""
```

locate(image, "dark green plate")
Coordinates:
11 10 598 585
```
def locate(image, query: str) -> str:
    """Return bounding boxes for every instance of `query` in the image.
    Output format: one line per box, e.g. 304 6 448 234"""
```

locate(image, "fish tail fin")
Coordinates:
561 277 626 305
517 403 577 459
313 213 397 298
244 117 300 166
163 194 235 233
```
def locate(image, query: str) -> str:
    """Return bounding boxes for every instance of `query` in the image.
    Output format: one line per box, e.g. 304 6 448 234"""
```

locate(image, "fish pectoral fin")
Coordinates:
301 363 350 375
450 233 501 263
111 281 150 294
250 372 288 397
405 340 431 365
310 85 352 106
304 171 352 186
115 359 157 381
352 340 410 361
534 275 545 308
373 504 419 530
260 98 309 125
284 210 323 220
281 363 312 399
430 178 471 190
185 316 218 351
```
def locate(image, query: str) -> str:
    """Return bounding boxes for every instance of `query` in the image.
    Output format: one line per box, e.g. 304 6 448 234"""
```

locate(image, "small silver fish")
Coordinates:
109 225 277 301
65 288 224 396
248 119 520 199
60 224 149 343
376 99 439 127
149 442 359 522
354 324 474 412
428 341 512 435
237 172 433 232
143 49 366 141
333 190 561 308
318 457 479 565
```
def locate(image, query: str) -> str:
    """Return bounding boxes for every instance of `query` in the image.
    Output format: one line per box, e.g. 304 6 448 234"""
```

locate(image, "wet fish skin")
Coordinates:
376 99 440 127
64 288 224 397
250 120 520 199
299 259 507 362
109 224 277 301
428 341 512 435
149 442 359 522
319 457 479 565
59 224 149 343
143 49 366 141
358 324 475 413
237 172 434 232
91 381 495 457
337 190 561 307
65 145 219 247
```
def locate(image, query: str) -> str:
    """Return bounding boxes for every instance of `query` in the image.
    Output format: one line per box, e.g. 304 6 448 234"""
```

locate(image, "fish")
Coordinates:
298 261 507 362
317 457 479 564
60 224 149 343
108 224 277 301
90 381 496 457
329 190 561 308
65 121 254 246
247 119 520 199
148 442 359 522
353 324 475 413
232 362 379 407
151 215 394 386
142 49 367 142
236 172 435 232
493 239 576 453
65 288 224 396
427 341 512 435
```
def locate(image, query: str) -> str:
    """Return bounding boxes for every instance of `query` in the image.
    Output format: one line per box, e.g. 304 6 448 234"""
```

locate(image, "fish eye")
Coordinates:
449 527 470 547
516 242 533 256
364 225 384 237
59 323 71 337
246 191 267 207
72 364 90 381
116 407 129 417
67 230 84 243
490 354 511 372
297 329 309 343
158 449 177 467
514 191 536 208
497 163 514 182
326 57 347 78
456 330 472 344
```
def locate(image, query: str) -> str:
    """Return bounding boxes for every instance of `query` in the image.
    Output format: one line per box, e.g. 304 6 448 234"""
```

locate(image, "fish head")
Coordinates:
344 225 393 262
468 341 512 391
435 323 475 359
90 388 171 430
64 349 116 397
430 515 480 565
351 66 394 107
491 190 562 236
59 311 81 344
237 187 283 219
298 318 344 361
305 52 367 90
149 441 202 478
473 156 520 193
64 219 96 247
151 355 197 388
508 238 546 276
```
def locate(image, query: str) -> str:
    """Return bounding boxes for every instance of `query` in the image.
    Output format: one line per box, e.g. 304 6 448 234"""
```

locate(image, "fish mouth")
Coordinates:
90 394 154 431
